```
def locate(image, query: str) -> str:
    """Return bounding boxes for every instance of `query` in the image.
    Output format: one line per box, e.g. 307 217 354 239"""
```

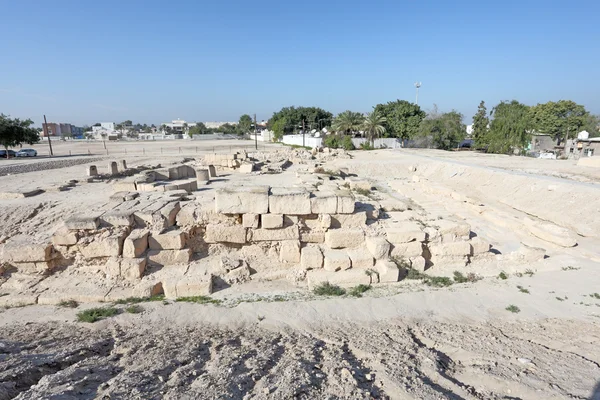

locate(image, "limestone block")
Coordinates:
385 223 426 244
525 220 577 247
299 230 325 243
87 165 98 176
325 229 364 249
335 190 355 214
109 161 118 175
268 187 311 215
345 177 372 191
356 200 381 220
512 243 546 262
168 167 180 180
301 215 322 230
300 245 323 269
239 163 254 173
52 229 80 246
250 226 299 242
323 249 351 272
132 282 164 298
319 214 331 229
195 168 210 182
379 199 409 212
2 242 55 263
284 215 299 226
409 256 426 272
153 169 170 180
113 182 137 192
123 229 149 258
242 213 260 228
307 269 371 289
121 257 147 280
331 212 367 229
149 230 186 250
208 165 217 178
137 183 157 192
429 255 468 269
160 201 181 227
79 235 125 258
347 247 374 269
225 265 251 284
376 260 400 283
215 185 269 214
280 240 301 263
434 220 472 241
147 249 192 266
365 236 391 260
205 224 247 244
64 214 100 230
429 241 471 257
262 213 283 229
470 237 490 255
100 211 134 227
390 241 423 259
310 191 338 214
175 277 213 298
105 257 121 278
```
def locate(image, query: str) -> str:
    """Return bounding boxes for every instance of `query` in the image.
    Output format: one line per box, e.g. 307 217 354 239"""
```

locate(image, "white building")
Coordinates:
161 119 197 135
204 121 237 129
92 122 118 140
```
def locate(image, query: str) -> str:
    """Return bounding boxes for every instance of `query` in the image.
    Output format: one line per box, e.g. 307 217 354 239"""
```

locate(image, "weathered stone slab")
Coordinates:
429 241 471 257
147 249 192 266
335 190 355 214
215 185 269 214
100 211 134 227
323 249 351 271
376 260 400 283
525 220 577 247
330 212 367 229
307 268 371 289
365 236 391 260
347 247 374 269
1 242 55 263
208 165 217 178
250 226 299 242
300 230 325 243
149 230 186 250
262 213 283 229
174 277 213 298
310 191 338 214
160 201 181 227
385 222 426 244
205 224 247 244
325 229 364 249
269 187 311 215
121 257 147 280
300 245 323 270
280 240 301 263
52 229 80 246
470 237 490 255
239 163 254 173
123 229 149 258
64 214 100 230
87 165 98 176
79 235 125 259
242 213 259 228
390 241 423 258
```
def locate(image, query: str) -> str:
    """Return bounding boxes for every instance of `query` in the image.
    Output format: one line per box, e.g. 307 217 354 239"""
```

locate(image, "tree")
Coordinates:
332 111 364 135
471 101 489 148
0 114 40 156
583 114 600 138
418 109 465 150
268 106 333 135
361 111 386 146
271 119 286 141
188 122 209 136
238 114 252 135
374 100 425 141
485 100 531 154
529 100 588 152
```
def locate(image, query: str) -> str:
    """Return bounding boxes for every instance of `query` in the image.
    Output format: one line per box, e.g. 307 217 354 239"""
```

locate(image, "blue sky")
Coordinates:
1 0 598 126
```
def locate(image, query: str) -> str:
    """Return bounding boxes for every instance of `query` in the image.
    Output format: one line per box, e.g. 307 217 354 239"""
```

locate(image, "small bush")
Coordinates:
359 142 375 150
113 295 165 305
125 305 143 314
313 282 346 296
425 276 454 288
590 293 600 300
391 256 411 270
498 271 508 280
556 297 566 301
349 284 371 297
562 266 579 271
77 307 119 323
453 271 468 283
323 134 340 149
406 268 427 280
175 296 222 305
516 285 530 294
506 305 520 313
524 269 535 277
340 135 355 151
58 299 79 308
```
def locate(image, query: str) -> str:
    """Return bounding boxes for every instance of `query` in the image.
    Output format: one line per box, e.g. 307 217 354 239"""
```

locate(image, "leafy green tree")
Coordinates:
583 114 600 138
485 100 531 154
418 109 465 150
529 100 588 151
332 111 364 135
271 119 286 141
0 114 40 156
361 111 386 146
268 106 333 135
238 114 252 135
188 122 209 136
471 101 489 147
374 100 425 141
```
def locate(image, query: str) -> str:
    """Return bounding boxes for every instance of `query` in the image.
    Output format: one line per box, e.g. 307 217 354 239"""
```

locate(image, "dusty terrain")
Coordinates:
1 141 600 399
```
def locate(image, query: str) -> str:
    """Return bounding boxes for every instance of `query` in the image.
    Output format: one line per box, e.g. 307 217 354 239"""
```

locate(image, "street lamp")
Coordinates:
414 82 422 105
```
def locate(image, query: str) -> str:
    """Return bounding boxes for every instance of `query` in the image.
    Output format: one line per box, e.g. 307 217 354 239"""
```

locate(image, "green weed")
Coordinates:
313 282 346 296
348 284 371 297
506 305 520 313
77 307 119 323
175 296 222 305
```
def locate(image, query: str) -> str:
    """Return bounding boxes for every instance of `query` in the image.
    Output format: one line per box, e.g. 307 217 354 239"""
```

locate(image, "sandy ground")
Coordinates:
2 142 600 399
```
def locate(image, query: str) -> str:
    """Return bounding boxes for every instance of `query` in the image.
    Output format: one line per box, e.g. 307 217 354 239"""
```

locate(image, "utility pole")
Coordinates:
414 82 422 105
254 113 257 150
302 119 305 147
43 115 53 156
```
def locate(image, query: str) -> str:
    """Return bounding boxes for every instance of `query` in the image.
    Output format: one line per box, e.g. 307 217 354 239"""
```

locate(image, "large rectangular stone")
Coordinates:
215 186 270 214
123 229 149 258
205 224 247 244
335 190 355 214
325 229 364 249
148 230 186 250
79 235 125 258
279 240 301 263
250 226 299 241
2 242 55 262
147 249 192 266
429 241 471 257
310 191 338 214
365 236 391 259
121 257 147 280
269 187 311 215
301 245 323 269
262 213 283 229
323 249 351 271
100 211 134 227
376 260 400 283
307 268 372 289
390 241 423 258
330 212 367 229
385 222 426 244
160 201 181 227
174 277 213 298
347 248 374 269
300 230 325 243
64 214 100 230
242 213 259 228
52 229 80 246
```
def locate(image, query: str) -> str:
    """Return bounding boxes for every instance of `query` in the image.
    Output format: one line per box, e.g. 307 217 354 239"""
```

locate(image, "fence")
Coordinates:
351 138 403 149
281 134 323 148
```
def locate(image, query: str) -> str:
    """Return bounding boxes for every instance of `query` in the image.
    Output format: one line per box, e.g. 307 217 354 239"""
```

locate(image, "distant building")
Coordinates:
161 119 197 135
529 133 555 152
92 122 118 140
204 121 237 129
42 122 82 138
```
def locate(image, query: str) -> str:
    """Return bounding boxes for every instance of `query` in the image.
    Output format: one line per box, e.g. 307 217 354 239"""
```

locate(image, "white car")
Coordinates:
539 151 557 160
16 149 37 157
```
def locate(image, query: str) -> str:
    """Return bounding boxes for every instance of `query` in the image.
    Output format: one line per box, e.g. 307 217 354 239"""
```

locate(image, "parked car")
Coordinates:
539 150 557 160
16 149 37 157
0 150 17 158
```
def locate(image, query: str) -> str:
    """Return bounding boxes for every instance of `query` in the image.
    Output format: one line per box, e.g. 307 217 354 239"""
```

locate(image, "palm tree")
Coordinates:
361 111 386 146
332 111 364 135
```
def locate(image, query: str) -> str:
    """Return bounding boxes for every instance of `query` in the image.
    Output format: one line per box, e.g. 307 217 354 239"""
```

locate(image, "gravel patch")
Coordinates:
0 157 105 177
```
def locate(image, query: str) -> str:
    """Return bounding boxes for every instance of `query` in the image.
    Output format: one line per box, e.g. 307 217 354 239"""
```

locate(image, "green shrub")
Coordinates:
425 276 454 287
498 271 508 280
360 142 375 150
353 188 371 196
58 299 79 308
323 134 340 148
517 285 530 294
113 295 165 305
340 135 355 150
590 293 600 300
77 307 119 323
349 284 371 297
506 305 520 313
175 296 222 305
453 271 468 283
125 305 143 314
313 282 346 296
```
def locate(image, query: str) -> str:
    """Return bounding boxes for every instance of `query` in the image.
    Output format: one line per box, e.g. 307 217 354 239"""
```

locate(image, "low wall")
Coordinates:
281 134 323 148
352 138 402 149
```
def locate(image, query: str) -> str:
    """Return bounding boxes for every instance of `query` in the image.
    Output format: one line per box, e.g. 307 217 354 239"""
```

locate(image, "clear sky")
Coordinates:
1 0 599 127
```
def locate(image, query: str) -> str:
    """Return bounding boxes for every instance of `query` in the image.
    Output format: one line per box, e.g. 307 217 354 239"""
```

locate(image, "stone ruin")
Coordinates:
0 149 505 305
